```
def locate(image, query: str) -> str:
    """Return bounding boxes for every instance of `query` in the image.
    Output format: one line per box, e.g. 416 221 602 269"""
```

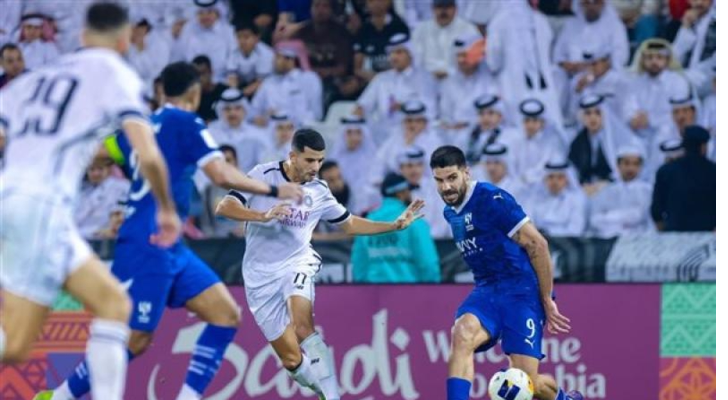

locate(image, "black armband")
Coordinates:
267 185 279 198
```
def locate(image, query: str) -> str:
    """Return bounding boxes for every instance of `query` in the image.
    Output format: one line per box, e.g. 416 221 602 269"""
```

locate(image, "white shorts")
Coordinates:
244 263 318 341
0 189 92 306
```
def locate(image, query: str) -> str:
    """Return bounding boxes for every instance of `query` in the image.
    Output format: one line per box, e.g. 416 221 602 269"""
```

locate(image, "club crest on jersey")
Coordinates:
464 212 475 231
303 195 313 207
138 301 152 324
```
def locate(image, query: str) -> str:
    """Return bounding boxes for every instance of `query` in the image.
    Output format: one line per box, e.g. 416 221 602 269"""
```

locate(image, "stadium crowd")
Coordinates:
0 0 716 243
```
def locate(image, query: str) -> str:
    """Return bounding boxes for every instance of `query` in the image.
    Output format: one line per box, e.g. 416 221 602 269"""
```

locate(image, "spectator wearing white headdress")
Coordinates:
477 143 527 201
127 13 171 95
16 14 59 69
251 44 323 127
461 94 517 165
355 33 437 144
0 0 21 46
485 0 563 130
397 146 452 239
368 100 443 191
569 94 637 196
438 34 496 145
22 0 89 54
672 0 715 95
566 42 630 123
623 39 686 145
208 88 270 174
260 113 298 163
508 99 564 186
330 115 378 215
172 0 236 83
411 0 479 80
589 145 653 238
528 160 588 237
554 0 630 72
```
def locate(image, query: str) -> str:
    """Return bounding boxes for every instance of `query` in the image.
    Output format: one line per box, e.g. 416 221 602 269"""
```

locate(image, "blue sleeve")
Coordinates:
182 116 222 167
486 189 529 238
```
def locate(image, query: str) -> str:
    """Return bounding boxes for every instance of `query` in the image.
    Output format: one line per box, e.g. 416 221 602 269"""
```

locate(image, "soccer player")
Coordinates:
38 62 303 400
215 129 425 400
0 3 181 400
429 146 583 400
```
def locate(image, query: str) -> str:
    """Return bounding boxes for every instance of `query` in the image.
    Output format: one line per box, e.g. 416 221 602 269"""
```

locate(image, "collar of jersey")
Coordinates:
450 180 477 214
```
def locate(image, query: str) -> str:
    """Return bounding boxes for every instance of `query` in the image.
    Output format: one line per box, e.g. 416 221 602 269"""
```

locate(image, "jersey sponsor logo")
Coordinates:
280 207 311 228
456 237 479 253
138 301 152 324
303 194 313 207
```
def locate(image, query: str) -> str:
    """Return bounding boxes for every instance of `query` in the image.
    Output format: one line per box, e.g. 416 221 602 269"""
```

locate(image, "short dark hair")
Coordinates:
430 145 467 169
191 55 212 69
292 128 326 152
319 160 338 177
160 62 200 97
0 43 20 59
219 144 237 158
86 2 129 32
235 22 260 36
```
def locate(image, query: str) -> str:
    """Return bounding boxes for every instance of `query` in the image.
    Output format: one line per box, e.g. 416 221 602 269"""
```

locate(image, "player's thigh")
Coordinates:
285 267 317 340
185 283 241 327
64 255 131 321
500 295 545 360
453 287 500 352
0 290 50 363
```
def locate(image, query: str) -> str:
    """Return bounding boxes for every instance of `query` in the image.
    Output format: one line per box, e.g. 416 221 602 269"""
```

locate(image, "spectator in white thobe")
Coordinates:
529 160 588 237
17 14 59 69
476 142 528 201
330 116 379 215
0 0 21 46
127 15 171 96
462 94 518 165
226 23 274 97
672 0 715 95
75 161 130 240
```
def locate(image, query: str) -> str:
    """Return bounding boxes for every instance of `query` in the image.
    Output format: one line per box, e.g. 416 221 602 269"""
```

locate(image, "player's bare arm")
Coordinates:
512 222 571 334
122 119 180 247
340 199 426 235
203 158 303 201
215 196 292 223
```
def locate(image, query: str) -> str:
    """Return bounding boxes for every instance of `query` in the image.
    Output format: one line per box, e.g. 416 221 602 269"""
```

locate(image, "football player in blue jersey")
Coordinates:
430 146 583 400
38 62 303 400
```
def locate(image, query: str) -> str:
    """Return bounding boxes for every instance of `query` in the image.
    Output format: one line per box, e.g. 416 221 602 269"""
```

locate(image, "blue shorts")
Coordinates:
112 241 221 332
456 285 545 359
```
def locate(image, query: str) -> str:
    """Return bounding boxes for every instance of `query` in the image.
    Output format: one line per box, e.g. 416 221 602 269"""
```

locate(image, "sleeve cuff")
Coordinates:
226 190 247 205
0 116 8 131
196 150 224 168
326 210 351 225
507 216 530 238
118 109 147 123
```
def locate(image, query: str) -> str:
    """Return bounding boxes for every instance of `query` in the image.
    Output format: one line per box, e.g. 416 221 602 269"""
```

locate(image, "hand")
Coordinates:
277 182 304 202
393 199 425 230
151 209 181 248
575 73 594 92
630 112 649 130
264 203 292 222
560 61 583 75
544 298 571 334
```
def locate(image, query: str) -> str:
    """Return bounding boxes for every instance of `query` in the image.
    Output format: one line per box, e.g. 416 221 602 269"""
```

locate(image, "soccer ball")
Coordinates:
488 368 535 400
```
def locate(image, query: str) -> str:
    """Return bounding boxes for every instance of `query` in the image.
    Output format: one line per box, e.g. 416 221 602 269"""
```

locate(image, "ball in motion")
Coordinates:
488 368 535 400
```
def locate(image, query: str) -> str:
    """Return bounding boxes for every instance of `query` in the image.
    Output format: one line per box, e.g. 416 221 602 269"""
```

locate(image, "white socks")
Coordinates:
301 333 340 400
289 353 324 395
176 383 202 400
50 382 75 400
87 319 130 400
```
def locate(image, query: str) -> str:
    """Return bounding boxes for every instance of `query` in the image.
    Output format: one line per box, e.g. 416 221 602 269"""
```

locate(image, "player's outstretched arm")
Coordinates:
122 119 181 247
340 199 425 235
203 158 303 201
512 221 571 334
215 196 291 223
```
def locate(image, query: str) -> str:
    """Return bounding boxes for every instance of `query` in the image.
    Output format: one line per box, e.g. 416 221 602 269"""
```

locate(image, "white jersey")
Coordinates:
227 161 351 287
0 48 147 201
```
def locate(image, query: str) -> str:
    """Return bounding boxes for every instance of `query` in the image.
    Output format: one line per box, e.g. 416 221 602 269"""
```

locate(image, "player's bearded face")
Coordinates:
292 148 325 182
434 166 470 206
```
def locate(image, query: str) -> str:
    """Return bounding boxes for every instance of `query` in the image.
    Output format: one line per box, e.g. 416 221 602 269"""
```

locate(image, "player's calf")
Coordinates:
128 330 155 357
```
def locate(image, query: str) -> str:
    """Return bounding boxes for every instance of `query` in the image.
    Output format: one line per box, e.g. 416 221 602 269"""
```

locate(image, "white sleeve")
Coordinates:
672 26 697 66
320 189 351 224
356 74 379 113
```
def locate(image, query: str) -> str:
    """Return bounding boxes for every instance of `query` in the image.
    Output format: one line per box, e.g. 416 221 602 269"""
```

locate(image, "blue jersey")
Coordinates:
444 181 538 291
112 105 221 246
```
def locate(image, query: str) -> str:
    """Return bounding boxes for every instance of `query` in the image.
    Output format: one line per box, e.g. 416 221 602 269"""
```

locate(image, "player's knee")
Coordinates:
532 373 556 397
451 318 482 351
91 285 132 322
280 350 303 371
1 339 32 364
219 304 242 327
128 331 154 356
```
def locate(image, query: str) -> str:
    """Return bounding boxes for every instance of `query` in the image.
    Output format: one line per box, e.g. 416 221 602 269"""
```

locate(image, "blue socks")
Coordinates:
556 388 567 400
447 377 471 400
183 324 237 395
66 349 134 397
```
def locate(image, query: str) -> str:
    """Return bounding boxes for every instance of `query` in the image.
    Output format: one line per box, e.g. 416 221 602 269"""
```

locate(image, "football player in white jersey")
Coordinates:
0 4 180 400
216 128 425 400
